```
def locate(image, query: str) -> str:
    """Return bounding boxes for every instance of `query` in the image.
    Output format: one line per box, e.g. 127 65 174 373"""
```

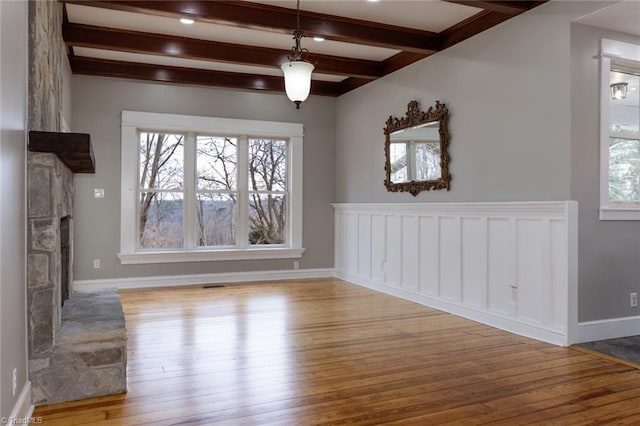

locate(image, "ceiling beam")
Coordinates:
70 56 341 97
63 23 382 79
443 1 539 16
440 10 514 50
63 0 442 54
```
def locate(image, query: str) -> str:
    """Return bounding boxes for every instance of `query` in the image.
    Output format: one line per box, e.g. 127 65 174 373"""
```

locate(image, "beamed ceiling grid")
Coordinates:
62 0 546 97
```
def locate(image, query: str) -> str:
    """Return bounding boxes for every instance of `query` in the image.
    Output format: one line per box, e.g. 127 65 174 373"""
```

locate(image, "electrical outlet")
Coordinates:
293 261 299 270
93 259 101 269
631 292 638 308
12 367 17 397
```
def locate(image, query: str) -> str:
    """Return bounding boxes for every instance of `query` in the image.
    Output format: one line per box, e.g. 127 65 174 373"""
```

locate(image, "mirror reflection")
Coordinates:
384 100 451 196
389 121 441 183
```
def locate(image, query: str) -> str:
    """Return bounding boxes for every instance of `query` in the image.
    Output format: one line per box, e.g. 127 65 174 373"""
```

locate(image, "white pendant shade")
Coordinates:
281 61 314 104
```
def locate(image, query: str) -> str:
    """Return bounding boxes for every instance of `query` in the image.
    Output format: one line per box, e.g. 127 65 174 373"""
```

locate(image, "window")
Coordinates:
390 141 441 182
599 39 640 220
119 111 304 264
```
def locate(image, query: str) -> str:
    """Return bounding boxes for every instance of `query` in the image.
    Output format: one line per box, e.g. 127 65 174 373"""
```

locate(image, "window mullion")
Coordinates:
237 135 249 248
408 141 416 180
183 132 196 248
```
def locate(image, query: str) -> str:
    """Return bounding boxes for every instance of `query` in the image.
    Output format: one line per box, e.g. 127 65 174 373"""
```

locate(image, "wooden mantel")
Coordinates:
28 131 95 173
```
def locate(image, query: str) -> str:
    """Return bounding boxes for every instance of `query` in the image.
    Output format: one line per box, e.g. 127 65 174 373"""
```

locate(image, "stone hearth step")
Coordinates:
30 288 127 406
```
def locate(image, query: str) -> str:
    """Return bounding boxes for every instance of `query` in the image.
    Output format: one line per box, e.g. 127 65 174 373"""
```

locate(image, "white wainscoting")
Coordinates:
333 202 579 346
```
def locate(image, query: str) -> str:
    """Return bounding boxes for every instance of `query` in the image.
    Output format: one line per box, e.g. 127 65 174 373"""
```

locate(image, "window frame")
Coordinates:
119 111 304 264
599 38 640 221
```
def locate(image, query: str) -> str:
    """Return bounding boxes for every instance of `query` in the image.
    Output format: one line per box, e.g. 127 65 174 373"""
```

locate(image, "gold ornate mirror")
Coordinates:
384 100 451 196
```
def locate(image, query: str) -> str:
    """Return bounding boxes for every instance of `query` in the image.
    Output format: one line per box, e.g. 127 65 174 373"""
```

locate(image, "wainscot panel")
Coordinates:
333 202 579 346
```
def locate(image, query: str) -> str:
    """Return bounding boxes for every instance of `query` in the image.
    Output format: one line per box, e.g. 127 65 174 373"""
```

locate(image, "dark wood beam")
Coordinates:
63 0 441 54
335 78 371 96
336 51 433 95
28 131 95 174
440 10 514 50
63 23 382 79
69 56 341 97
443 1 537 16
383 52 430 76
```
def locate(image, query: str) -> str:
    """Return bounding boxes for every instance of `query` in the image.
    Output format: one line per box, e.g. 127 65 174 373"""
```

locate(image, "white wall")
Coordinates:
71 76 336 282
0 0 28 418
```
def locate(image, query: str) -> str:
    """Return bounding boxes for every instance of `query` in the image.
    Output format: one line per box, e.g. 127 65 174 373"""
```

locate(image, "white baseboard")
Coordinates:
571 315 640 344
337 272 568 346
73 268 335 292
8 381 34 424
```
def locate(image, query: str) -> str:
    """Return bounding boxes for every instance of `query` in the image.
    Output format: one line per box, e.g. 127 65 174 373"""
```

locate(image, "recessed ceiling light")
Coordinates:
180 18 195 25
313 36 325 42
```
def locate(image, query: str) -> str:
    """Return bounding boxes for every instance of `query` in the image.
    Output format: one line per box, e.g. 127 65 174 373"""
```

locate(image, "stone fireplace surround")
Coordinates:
27 137 127 406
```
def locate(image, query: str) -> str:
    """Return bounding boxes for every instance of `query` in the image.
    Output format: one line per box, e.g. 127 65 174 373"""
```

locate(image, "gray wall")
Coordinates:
571 23 640 322
0 0 28 417
335 1 630 322
336 1 610 204
71 76 336 281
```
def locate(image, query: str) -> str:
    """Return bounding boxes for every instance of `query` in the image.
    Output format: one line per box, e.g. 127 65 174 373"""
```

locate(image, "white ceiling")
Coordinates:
245 0 481 32
575 0 640 38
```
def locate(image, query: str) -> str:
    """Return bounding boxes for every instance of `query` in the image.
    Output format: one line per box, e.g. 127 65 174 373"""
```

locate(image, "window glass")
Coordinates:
249 194 286 245
196 193 237 246
138 132 184 190
415 142 441 181
390 143 408 182
248 138 287 192
609 71 640 204
248 139 287 245
197 136 237 191
139 191 184 248
138 132 185 248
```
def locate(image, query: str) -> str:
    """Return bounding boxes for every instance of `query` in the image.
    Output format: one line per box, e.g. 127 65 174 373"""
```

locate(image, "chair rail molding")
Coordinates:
333 201 579 346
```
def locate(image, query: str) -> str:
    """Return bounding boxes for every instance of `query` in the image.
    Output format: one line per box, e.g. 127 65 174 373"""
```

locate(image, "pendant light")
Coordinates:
281 0 314 109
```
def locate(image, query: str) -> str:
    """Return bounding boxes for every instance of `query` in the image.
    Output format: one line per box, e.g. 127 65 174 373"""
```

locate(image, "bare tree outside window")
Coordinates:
138 132 184 248
137 132 290 249
196 136 238 246
248 139 287 245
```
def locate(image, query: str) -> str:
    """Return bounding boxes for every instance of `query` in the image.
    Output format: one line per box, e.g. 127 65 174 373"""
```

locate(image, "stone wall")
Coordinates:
26 0 127 406
27 152 73 360
28 0 64 133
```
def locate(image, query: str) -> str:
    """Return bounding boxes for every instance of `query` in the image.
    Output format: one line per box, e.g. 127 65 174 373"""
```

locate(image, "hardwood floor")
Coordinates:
34 279 640 425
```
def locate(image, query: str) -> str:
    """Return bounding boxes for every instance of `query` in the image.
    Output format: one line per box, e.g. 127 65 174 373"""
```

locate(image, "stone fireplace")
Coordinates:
27 135 127 406
26 0 126 406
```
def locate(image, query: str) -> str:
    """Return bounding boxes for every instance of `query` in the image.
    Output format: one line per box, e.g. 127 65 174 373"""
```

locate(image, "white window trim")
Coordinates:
599 39 640 221
118 111 304 264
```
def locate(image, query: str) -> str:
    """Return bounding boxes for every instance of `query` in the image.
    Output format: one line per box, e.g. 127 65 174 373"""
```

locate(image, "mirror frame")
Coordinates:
384 100 451 196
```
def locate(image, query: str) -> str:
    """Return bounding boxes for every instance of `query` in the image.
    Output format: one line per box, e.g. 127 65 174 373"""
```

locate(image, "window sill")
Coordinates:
599 207 640 221
118 247 305 264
